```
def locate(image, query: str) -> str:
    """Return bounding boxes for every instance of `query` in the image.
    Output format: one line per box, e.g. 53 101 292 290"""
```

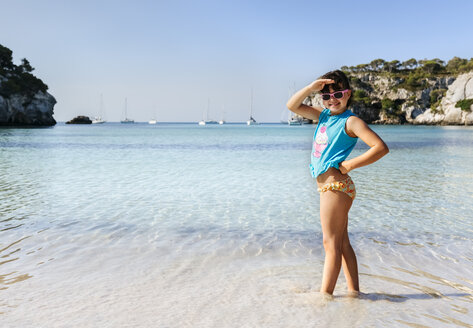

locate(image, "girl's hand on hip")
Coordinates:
339 161 351 174
308 79 335 92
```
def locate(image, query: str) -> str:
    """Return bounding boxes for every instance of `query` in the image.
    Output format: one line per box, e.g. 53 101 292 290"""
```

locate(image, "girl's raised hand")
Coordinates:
308 79 335 92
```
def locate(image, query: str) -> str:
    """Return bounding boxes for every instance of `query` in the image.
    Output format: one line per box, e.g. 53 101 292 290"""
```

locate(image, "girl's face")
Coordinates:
322 86 351 114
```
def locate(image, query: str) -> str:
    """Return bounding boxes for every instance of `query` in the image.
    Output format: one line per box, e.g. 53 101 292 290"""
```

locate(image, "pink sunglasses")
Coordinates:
320 89 350 100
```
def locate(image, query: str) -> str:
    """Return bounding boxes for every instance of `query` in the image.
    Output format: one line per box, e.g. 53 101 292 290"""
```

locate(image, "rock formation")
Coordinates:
414 72 473 125
66 116 92 124
304 64 473 125
0 90 56 126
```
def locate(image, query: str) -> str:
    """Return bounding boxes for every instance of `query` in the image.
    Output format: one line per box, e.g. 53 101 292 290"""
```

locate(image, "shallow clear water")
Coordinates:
1 123 472 327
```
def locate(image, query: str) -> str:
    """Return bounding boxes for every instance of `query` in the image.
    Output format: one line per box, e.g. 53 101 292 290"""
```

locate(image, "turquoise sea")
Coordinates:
1 123 473 327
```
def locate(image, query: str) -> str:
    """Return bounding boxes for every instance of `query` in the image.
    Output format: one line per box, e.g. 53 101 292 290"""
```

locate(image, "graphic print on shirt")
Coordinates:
313 125 329 158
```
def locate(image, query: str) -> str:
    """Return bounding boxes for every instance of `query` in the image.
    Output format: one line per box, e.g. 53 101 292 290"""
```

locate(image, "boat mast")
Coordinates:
100 94 103 115
250 88 253 119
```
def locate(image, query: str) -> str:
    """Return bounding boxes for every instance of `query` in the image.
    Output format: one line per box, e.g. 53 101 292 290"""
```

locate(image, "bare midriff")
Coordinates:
316 167 349 188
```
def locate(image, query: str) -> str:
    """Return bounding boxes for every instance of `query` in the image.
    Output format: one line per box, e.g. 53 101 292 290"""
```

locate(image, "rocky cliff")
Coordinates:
0 44 56 126
414 72 473 125
0 89 56 126
305 59 473 125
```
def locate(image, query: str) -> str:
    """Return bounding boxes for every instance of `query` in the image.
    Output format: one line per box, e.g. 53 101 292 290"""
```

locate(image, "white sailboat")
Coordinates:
92 94 106 124
247 88 258 125
149 104 158 124
199 99 218 125
288 109 302 125
121 98 134 124
286 82 302 125
219 104 226 125
198 102 206 125
288 115 302 125
92 117 105 124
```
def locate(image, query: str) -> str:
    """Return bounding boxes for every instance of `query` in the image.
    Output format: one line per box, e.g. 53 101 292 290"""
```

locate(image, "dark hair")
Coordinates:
319 70 352 107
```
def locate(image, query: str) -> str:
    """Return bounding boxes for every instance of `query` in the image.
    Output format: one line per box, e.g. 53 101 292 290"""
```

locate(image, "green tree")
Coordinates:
421 60 443 74
405 74 421 89
0 44 14 71
356 64 369 72
0 79 21 96
446 57 466 73
19 58 34 73
431 58 445 66
381 98 395 110
402 58 417 70
353 89 371 106
369 58 386 71
430 89 446 104
0 43 48 98
385 60 400 72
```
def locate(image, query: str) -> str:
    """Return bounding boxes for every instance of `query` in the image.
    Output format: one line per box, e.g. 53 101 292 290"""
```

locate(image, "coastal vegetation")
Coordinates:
341 57 473 78
0 44 48 100
342 57 473 94
0 44 56 126
455 98 473 112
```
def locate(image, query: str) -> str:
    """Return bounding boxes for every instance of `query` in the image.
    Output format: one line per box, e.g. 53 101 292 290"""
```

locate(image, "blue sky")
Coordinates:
1 0 472 122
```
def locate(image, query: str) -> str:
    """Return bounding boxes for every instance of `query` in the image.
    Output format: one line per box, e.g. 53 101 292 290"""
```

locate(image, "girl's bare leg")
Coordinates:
319 190 353 295
341 224 359 292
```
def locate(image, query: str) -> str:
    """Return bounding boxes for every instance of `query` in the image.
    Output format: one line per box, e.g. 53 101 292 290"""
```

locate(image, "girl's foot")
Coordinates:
347 290 360 298
318 291 335 301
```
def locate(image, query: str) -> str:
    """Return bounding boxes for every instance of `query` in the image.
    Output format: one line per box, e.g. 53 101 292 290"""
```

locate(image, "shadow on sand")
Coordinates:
349 292 471 303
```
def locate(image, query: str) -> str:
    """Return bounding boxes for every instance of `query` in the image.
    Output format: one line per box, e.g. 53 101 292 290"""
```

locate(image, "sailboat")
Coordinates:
198 99 218 125
286 82 303 125
247 88 258 125
92 94 106 124
288 114 302 125
121 98 134 124
149 104 158 124
198 101 206 125
92 117 105 124
219 104 226 125
288 109 302 125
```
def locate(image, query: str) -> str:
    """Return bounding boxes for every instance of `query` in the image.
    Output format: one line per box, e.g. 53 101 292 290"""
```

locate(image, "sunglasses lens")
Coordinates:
321 94 330 101
334 92 344 99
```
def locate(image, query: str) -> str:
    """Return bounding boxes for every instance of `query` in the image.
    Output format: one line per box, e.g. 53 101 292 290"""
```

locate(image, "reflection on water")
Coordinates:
1 124 472 327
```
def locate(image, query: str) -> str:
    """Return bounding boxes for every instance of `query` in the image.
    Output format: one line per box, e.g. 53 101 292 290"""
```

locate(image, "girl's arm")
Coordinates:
339 116 389 174
286 79 334 121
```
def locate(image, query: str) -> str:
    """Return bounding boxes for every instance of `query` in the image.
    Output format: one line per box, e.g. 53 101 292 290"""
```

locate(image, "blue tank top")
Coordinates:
309 108 358 178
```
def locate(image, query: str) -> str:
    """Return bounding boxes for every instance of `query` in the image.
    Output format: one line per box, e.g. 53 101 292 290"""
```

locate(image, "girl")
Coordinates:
286 70 389 296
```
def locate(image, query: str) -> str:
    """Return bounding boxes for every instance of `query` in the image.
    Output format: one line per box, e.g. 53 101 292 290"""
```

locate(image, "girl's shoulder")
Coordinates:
346 115 369 138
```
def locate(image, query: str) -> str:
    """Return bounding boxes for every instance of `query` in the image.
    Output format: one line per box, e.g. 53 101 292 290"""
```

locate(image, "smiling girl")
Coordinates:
286 70 389 296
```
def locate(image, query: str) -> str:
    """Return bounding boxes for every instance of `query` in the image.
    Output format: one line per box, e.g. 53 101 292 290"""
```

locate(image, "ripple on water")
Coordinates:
1 125 473 327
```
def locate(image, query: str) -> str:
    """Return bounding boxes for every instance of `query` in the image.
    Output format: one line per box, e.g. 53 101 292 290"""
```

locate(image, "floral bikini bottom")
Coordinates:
317 176 356 200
